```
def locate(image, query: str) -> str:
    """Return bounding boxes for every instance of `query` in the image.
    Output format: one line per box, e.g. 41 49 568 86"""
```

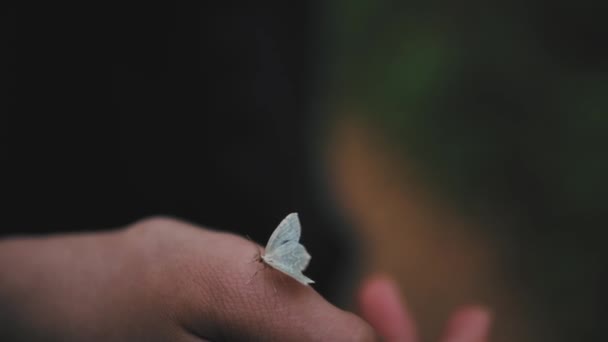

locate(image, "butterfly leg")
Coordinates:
248 254 260 264
246 265 263 285
247 242 264 264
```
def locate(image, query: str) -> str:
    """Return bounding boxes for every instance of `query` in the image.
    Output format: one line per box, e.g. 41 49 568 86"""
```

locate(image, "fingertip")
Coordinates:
334 311 381 342
358 274 400 313
358 274 417 342
442 305 492 342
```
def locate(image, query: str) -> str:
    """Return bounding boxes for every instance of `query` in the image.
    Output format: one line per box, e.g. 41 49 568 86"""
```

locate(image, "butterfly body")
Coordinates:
260 213 314 285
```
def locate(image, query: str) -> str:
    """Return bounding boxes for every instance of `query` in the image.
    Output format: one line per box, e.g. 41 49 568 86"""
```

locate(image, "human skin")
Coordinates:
0 217 490 341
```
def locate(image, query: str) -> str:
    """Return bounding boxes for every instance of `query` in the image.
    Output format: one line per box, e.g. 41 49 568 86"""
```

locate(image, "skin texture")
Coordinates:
0 217 491 341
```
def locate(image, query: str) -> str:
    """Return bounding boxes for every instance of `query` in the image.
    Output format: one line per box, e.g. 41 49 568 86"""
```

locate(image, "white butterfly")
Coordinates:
260 213 315 285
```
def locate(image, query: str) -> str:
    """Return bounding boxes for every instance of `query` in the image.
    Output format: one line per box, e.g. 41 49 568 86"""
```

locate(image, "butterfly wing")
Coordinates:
265 212 301 253
263 241 314 285
262 213 314 285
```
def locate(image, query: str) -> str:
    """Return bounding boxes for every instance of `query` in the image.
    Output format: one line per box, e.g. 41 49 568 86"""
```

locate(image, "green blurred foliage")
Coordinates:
328 0 608 229
327 1 608 340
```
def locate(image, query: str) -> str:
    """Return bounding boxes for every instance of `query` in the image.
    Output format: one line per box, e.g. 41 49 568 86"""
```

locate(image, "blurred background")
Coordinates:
3 2 608 341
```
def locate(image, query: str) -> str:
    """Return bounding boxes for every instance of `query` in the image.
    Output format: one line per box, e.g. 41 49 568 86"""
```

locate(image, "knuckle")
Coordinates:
133 215 182 228
126 215 191 235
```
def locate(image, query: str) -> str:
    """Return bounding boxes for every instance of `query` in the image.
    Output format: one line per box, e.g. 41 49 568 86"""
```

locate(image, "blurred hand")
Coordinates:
359 275 492 342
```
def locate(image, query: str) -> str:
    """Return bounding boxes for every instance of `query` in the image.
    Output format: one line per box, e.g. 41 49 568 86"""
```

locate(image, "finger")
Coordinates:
358 274 418 342
440 306 491 342
162 224 377 342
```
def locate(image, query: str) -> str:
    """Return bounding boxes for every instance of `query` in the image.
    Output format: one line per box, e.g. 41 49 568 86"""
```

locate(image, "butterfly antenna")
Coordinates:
244 235 263 264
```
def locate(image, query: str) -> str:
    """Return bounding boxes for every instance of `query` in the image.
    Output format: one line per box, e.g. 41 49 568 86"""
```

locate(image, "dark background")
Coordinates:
1 3 355 303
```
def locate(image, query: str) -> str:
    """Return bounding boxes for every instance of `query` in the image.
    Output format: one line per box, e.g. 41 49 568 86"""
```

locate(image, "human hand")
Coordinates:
0 217 491 341
0 217 375 341
359 275 492 342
